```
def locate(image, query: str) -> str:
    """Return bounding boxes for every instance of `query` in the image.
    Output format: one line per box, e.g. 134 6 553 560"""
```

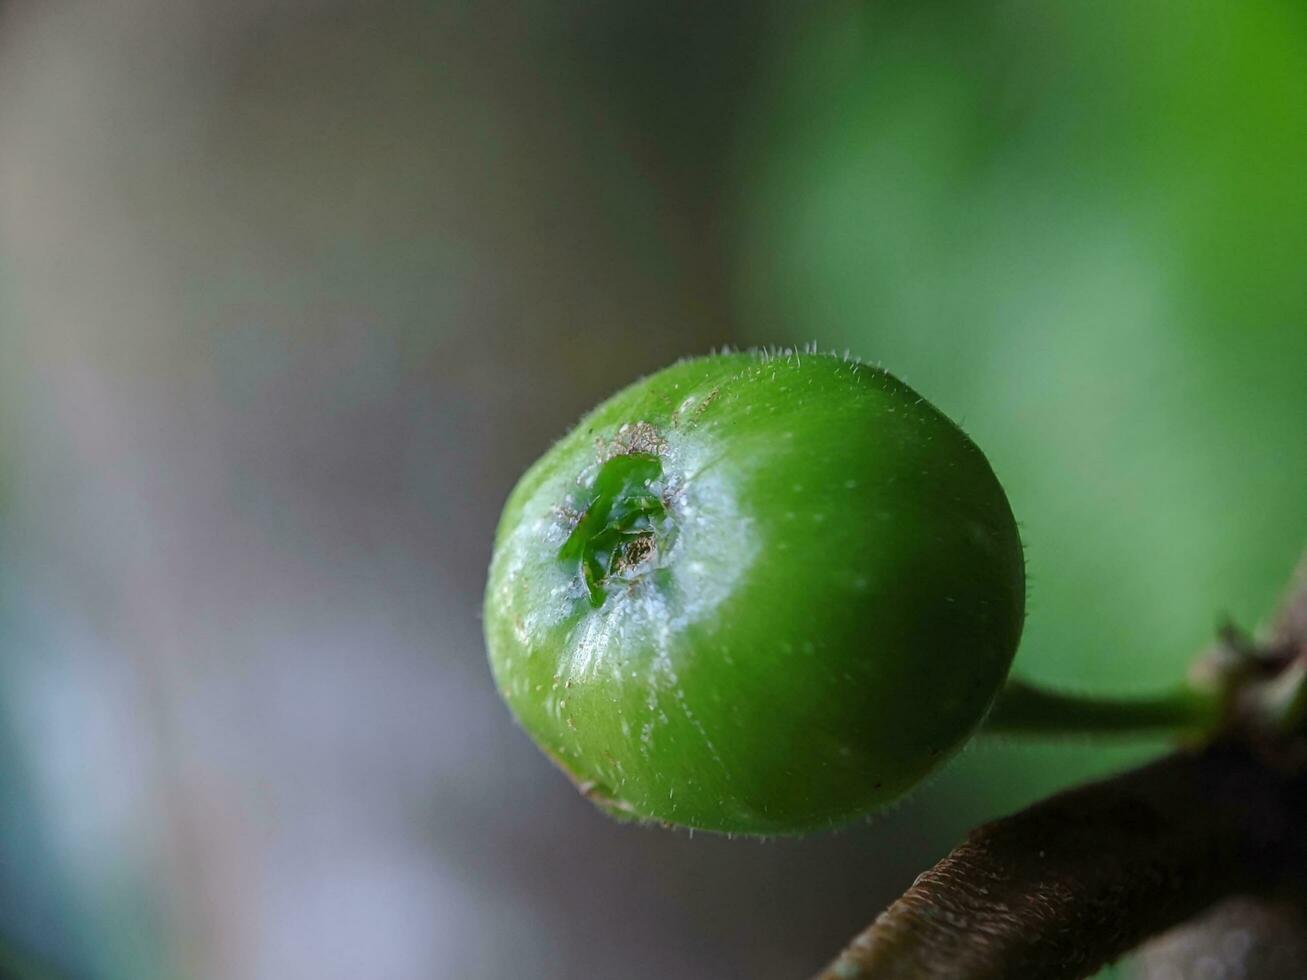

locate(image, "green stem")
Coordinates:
983 677 1223 738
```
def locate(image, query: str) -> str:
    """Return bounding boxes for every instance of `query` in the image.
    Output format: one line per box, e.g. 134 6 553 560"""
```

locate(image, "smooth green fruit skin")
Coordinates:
485 351 1025 834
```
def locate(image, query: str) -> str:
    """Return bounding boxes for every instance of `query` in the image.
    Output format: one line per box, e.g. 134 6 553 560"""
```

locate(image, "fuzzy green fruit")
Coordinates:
485 351 1025 834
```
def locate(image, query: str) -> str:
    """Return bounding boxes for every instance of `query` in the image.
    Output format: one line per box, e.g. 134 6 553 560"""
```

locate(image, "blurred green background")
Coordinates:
0 1 1304 978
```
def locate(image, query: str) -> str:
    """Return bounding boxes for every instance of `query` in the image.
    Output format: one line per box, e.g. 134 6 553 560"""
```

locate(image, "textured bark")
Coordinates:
816 553 1307 980
815 742 1307 980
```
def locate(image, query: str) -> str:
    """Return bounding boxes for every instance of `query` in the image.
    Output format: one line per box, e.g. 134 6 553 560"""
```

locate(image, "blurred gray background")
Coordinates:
1 2 1305 978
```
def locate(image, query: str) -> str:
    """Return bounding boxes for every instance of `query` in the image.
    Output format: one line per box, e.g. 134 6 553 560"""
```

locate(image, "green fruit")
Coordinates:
485 350 1025 834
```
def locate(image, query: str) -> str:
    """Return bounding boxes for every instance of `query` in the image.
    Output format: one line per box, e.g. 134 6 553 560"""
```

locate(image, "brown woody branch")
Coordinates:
815 553 1307 980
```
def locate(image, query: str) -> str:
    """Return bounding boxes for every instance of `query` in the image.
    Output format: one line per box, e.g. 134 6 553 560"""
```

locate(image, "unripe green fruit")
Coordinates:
485 351 1025 834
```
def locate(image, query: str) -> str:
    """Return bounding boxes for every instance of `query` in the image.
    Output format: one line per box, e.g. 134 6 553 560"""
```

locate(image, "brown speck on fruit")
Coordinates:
605 420 665 459
553 502 582 525
542 748 642 817
688 385 721 428
616 533 656 572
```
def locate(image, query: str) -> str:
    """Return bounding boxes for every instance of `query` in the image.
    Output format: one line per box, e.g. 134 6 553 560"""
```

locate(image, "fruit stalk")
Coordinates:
982 678 1223 738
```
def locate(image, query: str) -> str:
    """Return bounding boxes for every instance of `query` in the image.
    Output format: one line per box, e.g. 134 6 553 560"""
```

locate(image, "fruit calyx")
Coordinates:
558 451 669 607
